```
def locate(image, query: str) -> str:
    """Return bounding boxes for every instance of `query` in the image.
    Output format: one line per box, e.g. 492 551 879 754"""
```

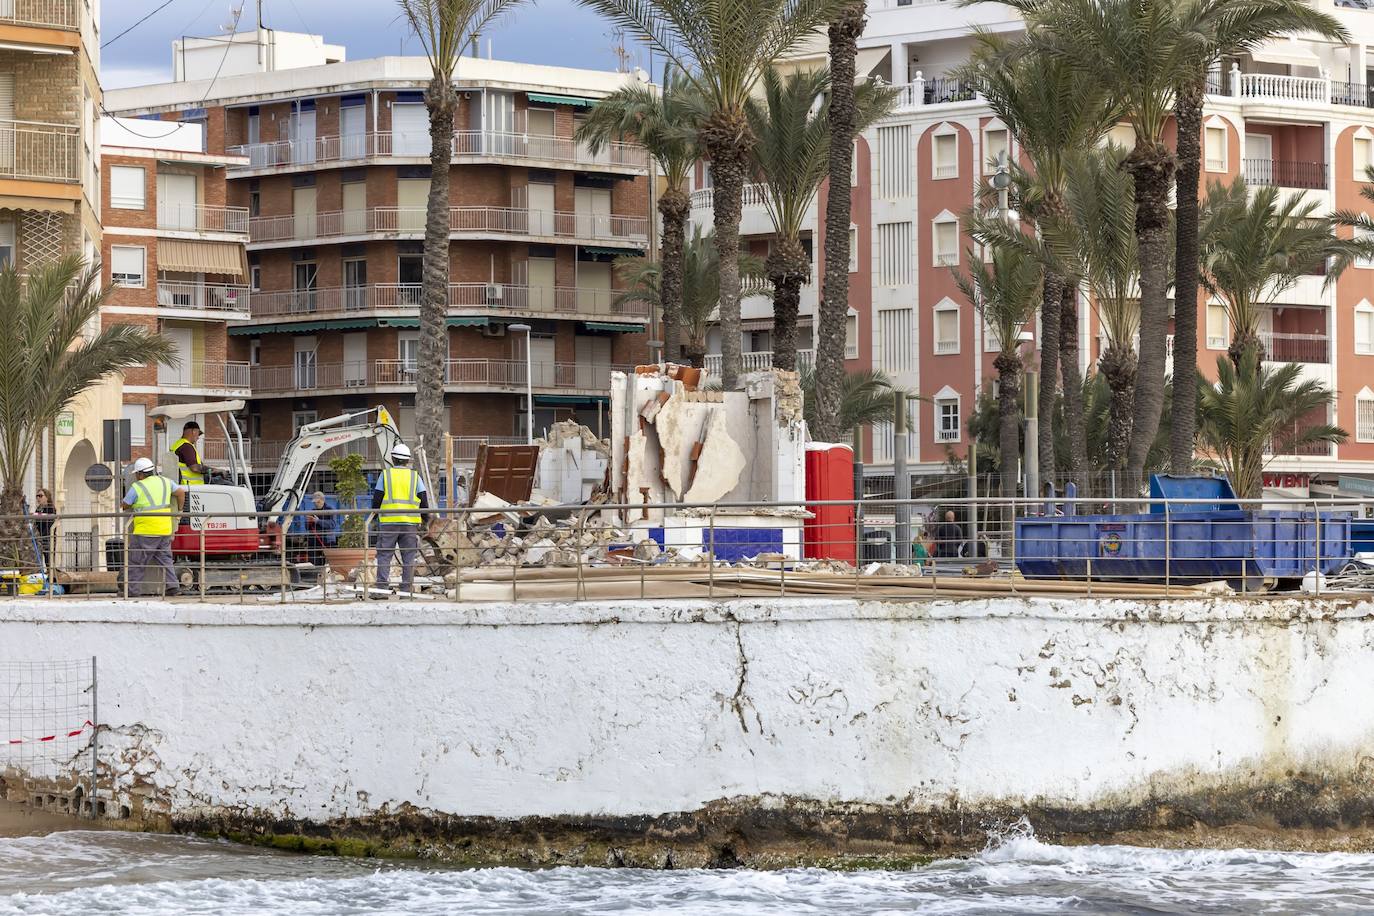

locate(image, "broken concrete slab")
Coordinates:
683 411 747 504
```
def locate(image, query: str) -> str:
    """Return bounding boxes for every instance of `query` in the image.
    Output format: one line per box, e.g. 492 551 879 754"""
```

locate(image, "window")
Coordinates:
848 226 858 273
936 396 961 443
0 220 15 269
249 264 261 292
292 411 318 432
121 404 146 446
983 316 1002 352
111 246 145 287
934 299 960 354
878 222 912 285
983 127 1009 174
1358 302 1374 355
933 130 958 179
110 166 145 209
1359 389 1374 442
249 188 260 218
1359 227 1374 269
1206 302 1229 349
879 308 914 373
249 339 261 366
1355 132 1373 181
398 331 420 370
878 125 911 197
294 336 317 390
851 141 859 186
1204 124 1227 172
933 217 959 267
845 312 859 360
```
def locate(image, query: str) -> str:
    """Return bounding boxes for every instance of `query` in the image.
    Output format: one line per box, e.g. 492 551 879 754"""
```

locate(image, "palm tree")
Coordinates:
0 257 174 521
577 0 849 391
1197 351 1345 499
813 0 868 443
953 244 1042 499
746 67 896 372
576 68 701 364
1168 1 1346 475
399 0 528 481
1199 177 1363 368
614 227 766 368
959 32 1117 483
800 367 902 439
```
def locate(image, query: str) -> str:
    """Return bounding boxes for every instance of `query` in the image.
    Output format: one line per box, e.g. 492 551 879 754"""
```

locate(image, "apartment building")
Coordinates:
696 0 1374 491
0 0 106 509
105 33 653 474
99 116 251 471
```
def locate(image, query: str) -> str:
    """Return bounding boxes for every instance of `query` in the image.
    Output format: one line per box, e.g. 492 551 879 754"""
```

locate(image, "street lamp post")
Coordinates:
509 323 533 444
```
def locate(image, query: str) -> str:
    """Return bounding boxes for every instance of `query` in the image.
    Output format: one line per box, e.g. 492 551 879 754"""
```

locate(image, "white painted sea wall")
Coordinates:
0 597 1372 824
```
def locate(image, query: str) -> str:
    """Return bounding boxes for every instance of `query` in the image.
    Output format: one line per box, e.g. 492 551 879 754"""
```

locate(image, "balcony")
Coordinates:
247 435 526 468
155 282 251 319
249 206 649 248
1259 330 1329 364
157 204 250 236
0 0 77 29
704 349 816 376
248 283 649 322
227 130 648 173
1212 65 1374 111
156 359 251 393
0 119 78 183
251 359 631 394
891 74 978 112
1241 158 1326 190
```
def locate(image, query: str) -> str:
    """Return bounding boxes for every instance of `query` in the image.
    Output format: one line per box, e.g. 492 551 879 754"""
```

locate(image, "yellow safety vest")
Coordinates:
171 437 204 486
379 468 421 525
130 476 175 537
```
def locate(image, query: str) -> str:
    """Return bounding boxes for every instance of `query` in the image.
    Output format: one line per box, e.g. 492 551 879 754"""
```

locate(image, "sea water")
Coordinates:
2 824 1374 914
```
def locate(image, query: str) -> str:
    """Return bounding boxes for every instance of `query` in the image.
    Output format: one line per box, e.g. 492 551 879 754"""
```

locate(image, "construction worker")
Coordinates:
371 443 428 596
120 457 186 597
170 420 215 486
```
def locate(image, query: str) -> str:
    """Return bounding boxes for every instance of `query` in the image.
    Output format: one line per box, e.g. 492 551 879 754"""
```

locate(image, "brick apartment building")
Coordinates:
105 31 653 475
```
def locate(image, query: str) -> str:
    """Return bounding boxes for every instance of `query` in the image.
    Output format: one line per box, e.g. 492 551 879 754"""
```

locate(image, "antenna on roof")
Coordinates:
221 2 244 33
607 28 632 73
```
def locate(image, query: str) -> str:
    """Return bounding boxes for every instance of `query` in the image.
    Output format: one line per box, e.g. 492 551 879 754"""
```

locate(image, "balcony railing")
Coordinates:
156 282 250 314
248 435 526 467
0 119 78 183
1259 330 1329 364
228 130 648 171
1242 158 1326 190
249 283 649 320
689 182 772 211
157 204 250 235
253 359 630 393
249 206 648 246
157 360 251 391
0 0 77 29
704 349 815 376
892 73 979 111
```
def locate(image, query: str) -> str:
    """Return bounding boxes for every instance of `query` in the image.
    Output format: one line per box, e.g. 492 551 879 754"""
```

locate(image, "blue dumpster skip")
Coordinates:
1016 476 1351 583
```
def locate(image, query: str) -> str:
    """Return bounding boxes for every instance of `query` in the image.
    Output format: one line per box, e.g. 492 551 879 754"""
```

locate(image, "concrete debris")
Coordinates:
683 411 747 504
862 562 924 577
538 420 610 458
773 369 803 426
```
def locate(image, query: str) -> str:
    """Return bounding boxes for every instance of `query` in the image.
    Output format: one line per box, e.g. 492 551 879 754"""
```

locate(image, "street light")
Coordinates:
1018 330 1038 504
509 323 533 444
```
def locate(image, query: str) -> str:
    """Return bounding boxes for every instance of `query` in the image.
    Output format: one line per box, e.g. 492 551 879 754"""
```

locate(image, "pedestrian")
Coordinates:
931 509 966 559
170 420 216 486
31 489 55 568
302 491 337 566
371 443 428 597
120 457 186 597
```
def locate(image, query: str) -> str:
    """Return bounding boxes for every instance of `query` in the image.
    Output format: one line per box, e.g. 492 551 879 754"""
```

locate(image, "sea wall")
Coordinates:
2 596 1373 863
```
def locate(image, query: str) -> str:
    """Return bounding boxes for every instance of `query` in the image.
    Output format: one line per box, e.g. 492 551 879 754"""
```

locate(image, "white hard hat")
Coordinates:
132 457 155 474
390 443 412 461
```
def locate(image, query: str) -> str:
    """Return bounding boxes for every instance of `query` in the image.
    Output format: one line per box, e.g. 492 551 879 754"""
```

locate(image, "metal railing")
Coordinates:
1258 330 1329 364
704 350 815 375
254 358 630 392
249 206 649 245
249 283 649 320
0 119 78 183
0 0 77 29
156 361 251 391
1242 158 1327 190
892 74 979 111
156 282 250 314
228 130 648 171
688 182 773 211
6 493 1370 602
157 204 250 235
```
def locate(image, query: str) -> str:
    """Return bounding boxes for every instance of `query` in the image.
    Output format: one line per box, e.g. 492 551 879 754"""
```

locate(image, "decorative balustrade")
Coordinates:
249 206 648 245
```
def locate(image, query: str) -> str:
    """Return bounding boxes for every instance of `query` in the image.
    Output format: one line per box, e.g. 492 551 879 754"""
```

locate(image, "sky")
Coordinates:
102 0 655 89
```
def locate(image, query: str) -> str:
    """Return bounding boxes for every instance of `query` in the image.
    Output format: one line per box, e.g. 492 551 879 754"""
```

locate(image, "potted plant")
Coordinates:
321 453 373 579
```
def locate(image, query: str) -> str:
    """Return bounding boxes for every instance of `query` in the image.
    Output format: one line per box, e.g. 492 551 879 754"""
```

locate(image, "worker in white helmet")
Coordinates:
120 457 186 597
370 442 427 596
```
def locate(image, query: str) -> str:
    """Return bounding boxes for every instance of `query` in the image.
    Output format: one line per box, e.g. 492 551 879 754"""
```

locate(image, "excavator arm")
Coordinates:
258 406 404 523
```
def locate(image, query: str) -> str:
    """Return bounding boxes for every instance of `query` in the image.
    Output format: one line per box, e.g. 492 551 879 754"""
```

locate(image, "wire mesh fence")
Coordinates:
1 493 1372 600
0 657 95 808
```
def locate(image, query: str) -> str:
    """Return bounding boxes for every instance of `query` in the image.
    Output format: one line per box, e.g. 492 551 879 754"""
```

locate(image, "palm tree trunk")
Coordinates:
1124 142 1176 492
768 237 809 372
1037 272 1063 478
684 337 707 368
1058 283 1088 489
1100 342 1137 469
813 0 865 444
701 114 750 390
416 77 455 484
657 187 689 364
1170 82 1203 474
994 352 1022 500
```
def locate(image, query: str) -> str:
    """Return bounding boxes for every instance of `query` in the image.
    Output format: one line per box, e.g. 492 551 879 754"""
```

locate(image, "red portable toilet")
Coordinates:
804 443 856 564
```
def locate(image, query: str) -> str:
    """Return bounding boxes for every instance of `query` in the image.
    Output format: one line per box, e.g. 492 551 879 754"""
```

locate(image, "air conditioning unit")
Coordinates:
482 323 507 338
486 283 504 303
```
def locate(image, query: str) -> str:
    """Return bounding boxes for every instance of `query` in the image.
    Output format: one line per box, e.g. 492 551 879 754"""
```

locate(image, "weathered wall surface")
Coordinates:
2 597 1373 860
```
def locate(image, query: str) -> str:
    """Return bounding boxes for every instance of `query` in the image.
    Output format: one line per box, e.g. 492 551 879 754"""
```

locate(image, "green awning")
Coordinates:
378 317 488 328
536 395 610 404
229 318 377 335
450 316 490 327
527 92 595 108
581 245 643 256
584 321 643 332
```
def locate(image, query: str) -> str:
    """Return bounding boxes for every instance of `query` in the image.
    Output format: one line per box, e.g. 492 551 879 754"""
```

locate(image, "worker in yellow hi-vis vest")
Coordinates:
369 443 428 597
120 457 187 597
170 420 217 486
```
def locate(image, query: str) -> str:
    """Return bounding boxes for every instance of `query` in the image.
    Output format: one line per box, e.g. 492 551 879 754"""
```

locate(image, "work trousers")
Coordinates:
128 534 176 596
374 523 419 590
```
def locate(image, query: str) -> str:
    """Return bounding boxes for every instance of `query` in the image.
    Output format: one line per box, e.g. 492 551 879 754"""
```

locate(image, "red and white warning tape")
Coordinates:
6 720 93 746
